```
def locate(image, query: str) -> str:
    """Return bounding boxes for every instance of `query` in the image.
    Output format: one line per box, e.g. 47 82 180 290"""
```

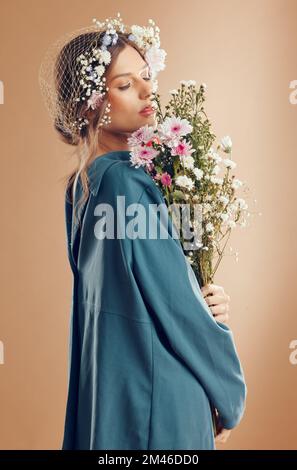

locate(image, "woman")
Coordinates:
39 16 247 450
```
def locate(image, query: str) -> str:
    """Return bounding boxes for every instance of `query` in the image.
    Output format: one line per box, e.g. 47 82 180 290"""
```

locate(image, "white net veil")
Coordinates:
38 24 128 145
38 14 165 146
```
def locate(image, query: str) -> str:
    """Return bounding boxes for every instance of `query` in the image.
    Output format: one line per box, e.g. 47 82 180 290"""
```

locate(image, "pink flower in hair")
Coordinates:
87 90 105 110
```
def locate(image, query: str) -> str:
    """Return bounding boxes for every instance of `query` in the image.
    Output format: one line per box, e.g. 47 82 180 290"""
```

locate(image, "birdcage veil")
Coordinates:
38 20 123 145
38 13 167 145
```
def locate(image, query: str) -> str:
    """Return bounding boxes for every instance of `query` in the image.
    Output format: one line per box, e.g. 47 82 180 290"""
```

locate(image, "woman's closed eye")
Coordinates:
118 75 152 91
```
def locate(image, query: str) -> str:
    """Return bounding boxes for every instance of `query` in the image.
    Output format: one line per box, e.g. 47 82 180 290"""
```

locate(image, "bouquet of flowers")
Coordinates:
128 80 256 437
128 80 251 288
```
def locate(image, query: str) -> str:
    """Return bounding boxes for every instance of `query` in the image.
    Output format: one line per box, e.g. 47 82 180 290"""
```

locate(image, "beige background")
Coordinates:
0 0 296 450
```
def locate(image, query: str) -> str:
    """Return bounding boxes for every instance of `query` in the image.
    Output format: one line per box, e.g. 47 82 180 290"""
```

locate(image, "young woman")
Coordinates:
40 17 247 450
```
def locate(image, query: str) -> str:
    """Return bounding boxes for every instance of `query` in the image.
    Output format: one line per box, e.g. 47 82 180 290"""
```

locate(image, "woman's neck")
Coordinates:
95 129 131 156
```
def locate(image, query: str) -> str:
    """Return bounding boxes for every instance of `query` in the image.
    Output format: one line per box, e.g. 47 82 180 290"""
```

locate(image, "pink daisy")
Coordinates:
160 172 172 186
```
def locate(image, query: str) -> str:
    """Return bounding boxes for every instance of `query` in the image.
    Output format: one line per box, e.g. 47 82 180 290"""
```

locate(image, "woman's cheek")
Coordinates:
119 94 136 114
112 90 131 109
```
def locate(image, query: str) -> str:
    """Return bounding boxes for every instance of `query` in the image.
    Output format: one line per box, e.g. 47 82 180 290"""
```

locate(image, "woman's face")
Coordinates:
104 45 156 133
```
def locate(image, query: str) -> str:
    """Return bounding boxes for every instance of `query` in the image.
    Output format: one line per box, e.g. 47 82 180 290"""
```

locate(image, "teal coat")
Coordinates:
62 150 247 450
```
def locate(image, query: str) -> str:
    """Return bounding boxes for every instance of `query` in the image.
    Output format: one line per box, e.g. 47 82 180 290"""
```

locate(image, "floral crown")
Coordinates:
38 12 167 137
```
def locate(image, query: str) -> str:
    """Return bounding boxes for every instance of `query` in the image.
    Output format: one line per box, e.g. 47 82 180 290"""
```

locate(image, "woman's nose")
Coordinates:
140 81 153 99
141 89 153 102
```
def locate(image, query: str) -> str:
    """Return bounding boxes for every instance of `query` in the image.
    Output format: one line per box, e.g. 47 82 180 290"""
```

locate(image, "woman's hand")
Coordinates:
215 427 232 444
214 412 232 444
200 283 230 324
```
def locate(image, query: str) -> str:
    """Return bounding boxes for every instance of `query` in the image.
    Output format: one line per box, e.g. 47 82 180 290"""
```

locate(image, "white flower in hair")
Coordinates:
145 45 167 76
95 65 105 77
87 90 105 110
130 25 145 37
98 50 111 64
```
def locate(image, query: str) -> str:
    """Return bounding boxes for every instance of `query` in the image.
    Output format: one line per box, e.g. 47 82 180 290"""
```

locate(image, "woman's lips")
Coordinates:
139 106 155 116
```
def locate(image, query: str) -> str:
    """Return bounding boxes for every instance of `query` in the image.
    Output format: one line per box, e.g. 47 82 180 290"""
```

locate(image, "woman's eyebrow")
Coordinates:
110 64 148 83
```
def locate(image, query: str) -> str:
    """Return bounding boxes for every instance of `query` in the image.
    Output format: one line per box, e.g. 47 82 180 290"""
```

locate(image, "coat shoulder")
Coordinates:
95 159 162 204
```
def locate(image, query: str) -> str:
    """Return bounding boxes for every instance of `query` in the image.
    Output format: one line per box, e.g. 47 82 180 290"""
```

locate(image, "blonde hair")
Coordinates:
55 31 147 224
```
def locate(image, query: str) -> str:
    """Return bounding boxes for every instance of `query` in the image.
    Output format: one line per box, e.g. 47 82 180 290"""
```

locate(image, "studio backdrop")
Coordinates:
0 0 296 451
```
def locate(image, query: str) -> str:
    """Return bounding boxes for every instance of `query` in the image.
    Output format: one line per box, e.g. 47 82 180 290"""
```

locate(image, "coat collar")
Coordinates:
87 150 132 196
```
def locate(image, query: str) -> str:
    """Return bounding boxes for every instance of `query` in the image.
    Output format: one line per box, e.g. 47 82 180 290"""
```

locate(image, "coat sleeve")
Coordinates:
130 182 247 430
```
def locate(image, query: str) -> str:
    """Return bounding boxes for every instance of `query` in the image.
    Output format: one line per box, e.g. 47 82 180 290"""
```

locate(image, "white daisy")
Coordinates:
220 136 232 153
180 155 195 169
223 158 236 169
232 178 243 189
193 168 204 180
175 175 194 191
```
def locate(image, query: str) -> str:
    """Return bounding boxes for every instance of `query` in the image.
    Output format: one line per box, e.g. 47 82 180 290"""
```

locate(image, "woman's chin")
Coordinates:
138 113 156 125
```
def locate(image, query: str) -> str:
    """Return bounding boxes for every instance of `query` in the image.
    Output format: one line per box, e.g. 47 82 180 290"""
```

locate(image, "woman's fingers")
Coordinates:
210 303 229 314
204 294 227 306
210 304 229 323
215 428 232 444
201 284 230 301
201 284 230 323
213 313 229 324
201 283 223 297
